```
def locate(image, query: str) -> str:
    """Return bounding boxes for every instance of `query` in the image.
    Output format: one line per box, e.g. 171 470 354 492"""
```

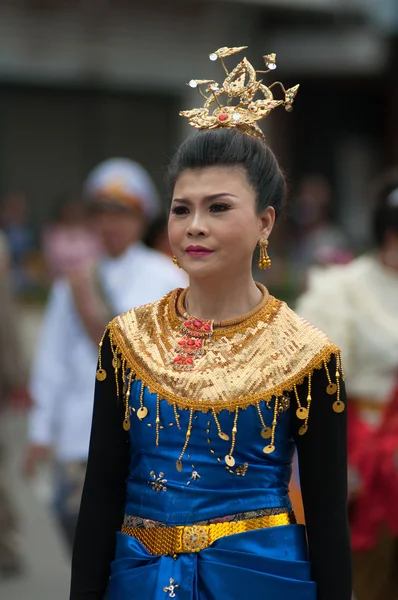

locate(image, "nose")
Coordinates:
186 210 208 237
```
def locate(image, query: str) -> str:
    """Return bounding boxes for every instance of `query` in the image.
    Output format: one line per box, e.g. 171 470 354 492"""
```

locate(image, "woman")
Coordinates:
70 48 350 600
296 170 398 600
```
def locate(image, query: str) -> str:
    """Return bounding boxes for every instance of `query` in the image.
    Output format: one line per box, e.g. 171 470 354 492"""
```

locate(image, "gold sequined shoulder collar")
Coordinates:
106 288 339 413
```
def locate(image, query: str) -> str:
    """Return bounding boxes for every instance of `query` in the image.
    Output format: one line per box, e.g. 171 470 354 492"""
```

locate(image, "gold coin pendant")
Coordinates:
176 459 183 472
296 407 308 420
96 368 107 381
218 432 230 441
123 419 130 431
137 406 148 420
261 427 272 439
263 444 275 454
333 400 345 413
327 383 337 395
225 454 235 467
299 424 308 436
112 357 121 369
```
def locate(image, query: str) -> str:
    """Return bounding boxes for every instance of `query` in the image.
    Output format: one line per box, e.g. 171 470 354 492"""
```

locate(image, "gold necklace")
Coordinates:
172 283 269 372
176 283 269 329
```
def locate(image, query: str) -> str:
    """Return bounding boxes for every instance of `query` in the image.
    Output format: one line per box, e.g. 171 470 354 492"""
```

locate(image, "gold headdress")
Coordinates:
180 46 299 141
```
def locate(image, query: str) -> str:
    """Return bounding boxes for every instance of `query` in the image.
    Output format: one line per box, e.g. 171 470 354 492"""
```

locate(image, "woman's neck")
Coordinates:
184 273 263 323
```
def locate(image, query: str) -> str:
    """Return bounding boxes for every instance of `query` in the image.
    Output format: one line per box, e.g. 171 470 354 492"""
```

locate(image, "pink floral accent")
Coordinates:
173 316 214 371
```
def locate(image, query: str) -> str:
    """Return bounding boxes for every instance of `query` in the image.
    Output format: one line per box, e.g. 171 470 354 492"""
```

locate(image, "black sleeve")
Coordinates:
293 355 352 600
70 331 130 600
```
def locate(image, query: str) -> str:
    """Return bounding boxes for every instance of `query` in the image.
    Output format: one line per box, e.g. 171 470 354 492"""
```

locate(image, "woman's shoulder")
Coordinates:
106 287 190 352
267 298 341 384
110 288 180 333
274 297 338 349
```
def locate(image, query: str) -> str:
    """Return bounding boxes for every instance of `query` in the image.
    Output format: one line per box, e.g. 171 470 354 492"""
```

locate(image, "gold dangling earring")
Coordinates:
172 255 182 269
258 239 271 270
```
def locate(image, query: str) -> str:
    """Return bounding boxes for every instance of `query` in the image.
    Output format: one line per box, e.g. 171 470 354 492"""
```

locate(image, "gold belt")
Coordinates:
121 511 295 555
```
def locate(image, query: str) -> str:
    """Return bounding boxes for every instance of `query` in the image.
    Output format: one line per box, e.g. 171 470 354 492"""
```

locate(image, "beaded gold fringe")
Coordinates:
98 322 341 414
96 327 345 468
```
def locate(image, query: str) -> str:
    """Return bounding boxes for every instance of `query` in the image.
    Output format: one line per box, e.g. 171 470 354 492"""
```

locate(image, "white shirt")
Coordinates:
29 243 187 461
296 254 398 427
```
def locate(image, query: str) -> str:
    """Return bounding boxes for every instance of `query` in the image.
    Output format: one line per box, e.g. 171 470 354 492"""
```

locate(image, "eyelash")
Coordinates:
210 202 230 213
171 203 231 215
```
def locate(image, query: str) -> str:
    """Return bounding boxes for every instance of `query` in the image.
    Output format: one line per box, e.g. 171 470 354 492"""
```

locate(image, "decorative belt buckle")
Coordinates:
182 525 209 552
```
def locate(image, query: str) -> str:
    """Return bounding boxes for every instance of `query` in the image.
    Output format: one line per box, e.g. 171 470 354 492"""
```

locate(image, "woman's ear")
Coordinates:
259 206 275 239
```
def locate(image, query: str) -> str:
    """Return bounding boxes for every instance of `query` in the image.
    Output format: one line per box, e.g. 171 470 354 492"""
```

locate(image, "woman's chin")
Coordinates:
183 261 221 280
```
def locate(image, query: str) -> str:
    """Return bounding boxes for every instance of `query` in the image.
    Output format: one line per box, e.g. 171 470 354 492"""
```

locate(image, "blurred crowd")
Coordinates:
0 157 397 600
0 170 356 306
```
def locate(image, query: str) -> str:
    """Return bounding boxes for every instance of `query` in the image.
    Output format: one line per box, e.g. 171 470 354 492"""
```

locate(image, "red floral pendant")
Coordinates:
173 316 214 371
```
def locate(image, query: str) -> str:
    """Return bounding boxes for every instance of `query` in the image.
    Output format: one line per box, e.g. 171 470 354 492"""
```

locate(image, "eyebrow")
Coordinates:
171 193 237 204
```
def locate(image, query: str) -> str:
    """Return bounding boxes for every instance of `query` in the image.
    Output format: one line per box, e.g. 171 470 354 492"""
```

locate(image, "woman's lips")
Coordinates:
185 246 214 258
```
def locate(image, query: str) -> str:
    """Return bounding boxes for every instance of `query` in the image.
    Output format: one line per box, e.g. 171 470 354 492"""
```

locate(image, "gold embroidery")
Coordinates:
163 578 179 597
148 471 168 493
235 462 249 476
104 287 339 413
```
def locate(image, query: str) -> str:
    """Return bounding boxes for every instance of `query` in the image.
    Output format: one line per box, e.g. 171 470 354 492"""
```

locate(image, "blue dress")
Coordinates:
108 386 315 600
70 287 351 600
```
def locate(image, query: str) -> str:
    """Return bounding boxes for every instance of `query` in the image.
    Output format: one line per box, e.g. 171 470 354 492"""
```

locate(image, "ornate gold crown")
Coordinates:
180 46 299 142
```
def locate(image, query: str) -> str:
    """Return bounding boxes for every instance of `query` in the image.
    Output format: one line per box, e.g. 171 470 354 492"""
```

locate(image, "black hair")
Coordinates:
167 129 286 219
372 169 398 247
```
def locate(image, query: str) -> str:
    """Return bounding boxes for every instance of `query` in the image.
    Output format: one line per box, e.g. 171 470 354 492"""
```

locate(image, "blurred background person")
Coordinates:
0 190 35 295
289 174 353 294
296 169 398 600
41 194 101 280
24 158 187 553
0 231 26 578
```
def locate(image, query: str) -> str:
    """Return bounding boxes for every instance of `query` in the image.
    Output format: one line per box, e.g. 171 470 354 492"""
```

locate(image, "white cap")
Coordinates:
83 158 160 219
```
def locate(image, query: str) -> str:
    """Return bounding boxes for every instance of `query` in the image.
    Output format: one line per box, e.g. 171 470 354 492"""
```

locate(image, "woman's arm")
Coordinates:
70 331 129 599
294 356 352 600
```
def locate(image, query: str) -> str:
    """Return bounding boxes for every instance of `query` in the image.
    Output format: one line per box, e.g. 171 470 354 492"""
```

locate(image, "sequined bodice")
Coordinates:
124 383 294 525
98 286 343 525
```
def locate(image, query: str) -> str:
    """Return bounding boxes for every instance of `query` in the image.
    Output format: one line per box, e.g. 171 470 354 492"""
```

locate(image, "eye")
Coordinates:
171 205 189 215
209 202 231 213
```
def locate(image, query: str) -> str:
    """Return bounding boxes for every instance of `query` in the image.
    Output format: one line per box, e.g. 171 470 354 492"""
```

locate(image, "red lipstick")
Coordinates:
185 245 214 258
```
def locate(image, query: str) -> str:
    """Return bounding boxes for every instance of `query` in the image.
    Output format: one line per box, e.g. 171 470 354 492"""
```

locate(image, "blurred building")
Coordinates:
0 0 397 247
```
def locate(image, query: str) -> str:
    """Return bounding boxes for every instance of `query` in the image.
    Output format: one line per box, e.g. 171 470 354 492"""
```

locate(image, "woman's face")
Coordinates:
168 166 274 281
93 210 145 257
